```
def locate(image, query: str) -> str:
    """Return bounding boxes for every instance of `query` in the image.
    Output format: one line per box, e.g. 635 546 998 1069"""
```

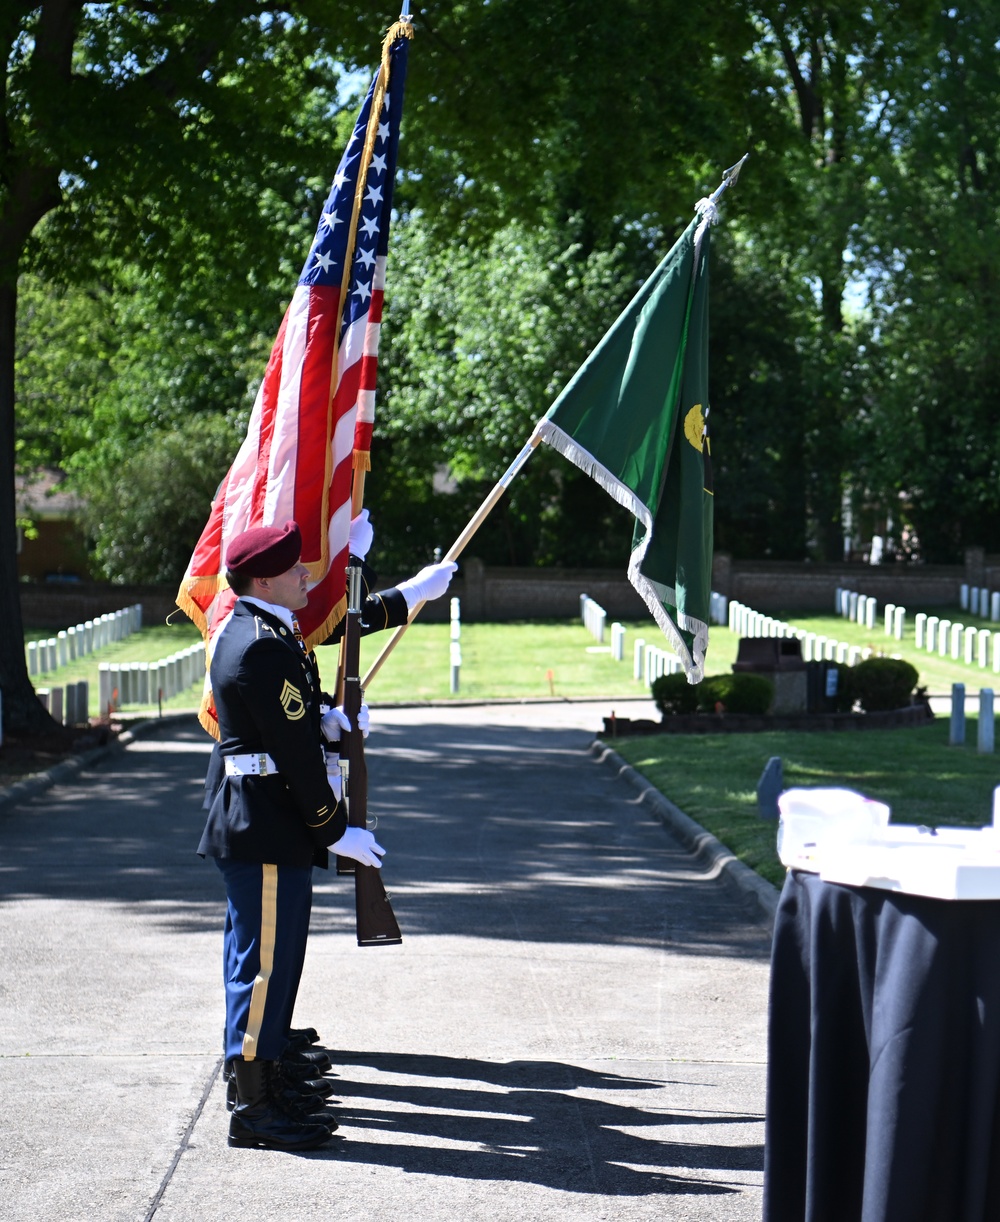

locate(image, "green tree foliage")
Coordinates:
83 413 244 584
850 2 1000 561
369 213 654 570
9 0 1000 736
2 0 360 732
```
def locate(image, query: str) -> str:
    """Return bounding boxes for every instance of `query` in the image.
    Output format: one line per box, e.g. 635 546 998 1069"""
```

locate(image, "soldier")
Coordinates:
199 519 455 1151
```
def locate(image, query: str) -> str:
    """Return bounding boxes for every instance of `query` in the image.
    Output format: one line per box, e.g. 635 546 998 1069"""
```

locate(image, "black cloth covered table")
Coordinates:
764 868 1000 1222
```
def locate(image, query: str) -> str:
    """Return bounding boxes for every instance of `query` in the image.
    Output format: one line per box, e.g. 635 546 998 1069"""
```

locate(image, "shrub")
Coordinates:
696 673 774 715
651 672 699 716
849 657 919 712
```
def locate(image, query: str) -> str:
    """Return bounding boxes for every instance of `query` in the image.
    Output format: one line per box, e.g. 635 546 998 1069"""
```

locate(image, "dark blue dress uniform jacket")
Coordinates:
197 601 348 870
198 570 408 858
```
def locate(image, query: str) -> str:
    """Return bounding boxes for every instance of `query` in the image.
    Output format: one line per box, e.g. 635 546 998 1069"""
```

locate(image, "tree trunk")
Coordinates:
0 275 59 736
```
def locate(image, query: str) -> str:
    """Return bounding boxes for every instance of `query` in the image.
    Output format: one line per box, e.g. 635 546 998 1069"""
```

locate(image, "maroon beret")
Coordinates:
226 520 302 578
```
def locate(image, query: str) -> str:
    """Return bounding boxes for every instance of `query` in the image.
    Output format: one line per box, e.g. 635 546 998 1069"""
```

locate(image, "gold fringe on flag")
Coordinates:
303 593 348 655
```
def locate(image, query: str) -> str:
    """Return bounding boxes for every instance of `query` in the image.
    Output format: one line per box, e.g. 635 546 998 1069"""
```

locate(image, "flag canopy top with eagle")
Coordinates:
536 204 715 684
176 18 413 737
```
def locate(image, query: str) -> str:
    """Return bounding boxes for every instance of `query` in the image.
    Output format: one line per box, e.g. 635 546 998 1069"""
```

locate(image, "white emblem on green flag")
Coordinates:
537 215 713 682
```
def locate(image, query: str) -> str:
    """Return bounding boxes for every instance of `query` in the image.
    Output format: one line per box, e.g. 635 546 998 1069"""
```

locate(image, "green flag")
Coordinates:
537 213 713 681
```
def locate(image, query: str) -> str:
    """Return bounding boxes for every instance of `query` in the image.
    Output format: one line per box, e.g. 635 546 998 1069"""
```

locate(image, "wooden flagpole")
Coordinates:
362 427 544 690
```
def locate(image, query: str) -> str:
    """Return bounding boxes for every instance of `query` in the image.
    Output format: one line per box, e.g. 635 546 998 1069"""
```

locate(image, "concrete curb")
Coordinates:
590 739 780 928
0 711 198 813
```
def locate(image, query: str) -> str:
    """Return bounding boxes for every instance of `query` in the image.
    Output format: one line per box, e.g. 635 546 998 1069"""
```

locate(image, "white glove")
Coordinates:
349 509 374 559
398 560 458 612
330 825 386 869
321 705 351 743
321 702 370 742
325 764 343 802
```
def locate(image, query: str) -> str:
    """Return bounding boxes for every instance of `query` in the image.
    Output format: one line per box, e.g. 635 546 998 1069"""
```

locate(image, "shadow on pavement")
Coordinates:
292 1050 762 1196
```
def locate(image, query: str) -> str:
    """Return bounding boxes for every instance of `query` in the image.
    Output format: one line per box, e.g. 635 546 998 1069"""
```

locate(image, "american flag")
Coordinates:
176 20 412 736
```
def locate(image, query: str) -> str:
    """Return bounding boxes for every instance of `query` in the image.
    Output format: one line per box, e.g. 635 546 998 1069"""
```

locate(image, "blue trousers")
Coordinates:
216 859 312 1062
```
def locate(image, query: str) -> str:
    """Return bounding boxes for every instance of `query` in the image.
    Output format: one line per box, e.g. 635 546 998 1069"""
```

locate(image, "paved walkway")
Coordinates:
0 699 773 1221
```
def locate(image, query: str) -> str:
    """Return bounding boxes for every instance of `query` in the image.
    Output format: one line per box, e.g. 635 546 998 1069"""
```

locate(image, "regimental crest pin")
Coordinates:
279 679 306 721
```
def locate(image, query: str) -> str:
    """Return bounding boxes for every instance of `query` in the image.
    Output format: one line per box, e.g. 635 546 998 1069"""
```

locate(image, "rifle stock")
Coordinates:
339 564 402 947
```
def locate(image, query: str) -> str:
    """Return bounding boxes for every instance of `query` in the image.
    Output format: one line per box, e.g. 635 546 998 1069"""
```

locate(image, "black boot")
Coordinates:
227 1058 335 1150
225 1059 340 1123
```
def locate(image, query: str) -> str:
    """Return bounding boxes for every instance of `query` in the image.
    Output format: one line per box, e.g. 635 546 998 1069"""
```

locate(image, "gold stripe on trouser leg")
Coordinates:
241 863 278 1061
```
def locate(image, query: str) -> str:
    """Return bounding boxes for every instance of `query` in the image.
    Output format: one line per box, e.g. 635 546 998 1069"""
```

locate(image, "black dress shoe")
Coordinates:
284 1045 332 1073
287 1025 321 1045
276 1059 336 1098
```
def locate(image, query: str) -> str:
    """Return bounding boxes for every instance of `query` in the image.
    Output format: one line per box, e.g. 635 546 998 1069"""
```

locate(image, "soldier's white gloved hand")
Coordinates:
331 825 385 868
398 561 458 612
325 765 343 803
321 702 369 742
349 509 374 559
321 705 351 743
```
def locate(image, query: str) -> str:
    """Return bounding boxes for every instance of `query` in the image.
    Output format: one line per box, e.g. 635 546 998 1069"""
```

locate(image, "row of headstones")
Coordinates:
960 584 1000 620
728 601 875 667
914 614 1000 671
26 604 143 676
634 640 685 686
580 591 729 686
834 589 907 639
97 643 205 711
580 595 626 663
36 680 90 727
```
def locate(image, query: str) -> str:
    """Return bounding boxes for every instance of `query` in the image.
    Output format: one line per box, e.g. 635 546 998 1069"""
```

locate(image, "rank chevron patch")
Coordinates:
279 679 306 721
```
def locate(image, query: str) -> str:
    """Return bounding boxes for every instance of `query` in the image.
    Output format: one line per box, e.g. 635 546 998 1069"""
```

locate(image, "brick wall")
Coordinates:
715 557 966 612
18 549 999 630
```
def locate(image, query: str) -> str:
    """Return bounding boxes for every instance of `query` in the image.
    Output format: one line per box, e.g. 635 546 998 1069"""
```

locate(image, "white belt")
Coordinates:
224 752 279 778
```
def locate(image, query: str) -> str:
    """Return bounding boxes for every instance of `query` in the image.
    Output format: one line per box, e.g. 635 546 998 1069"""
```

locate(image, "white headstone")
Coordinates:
915 613 926 650
980 688 995 755
893 607 906 640
951 622 965 660
633 639 646 682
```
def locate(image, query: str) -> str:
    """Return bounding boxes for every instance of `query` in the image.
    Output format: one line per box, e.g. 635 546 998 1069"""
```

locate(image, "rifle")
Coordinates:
337 563 403 947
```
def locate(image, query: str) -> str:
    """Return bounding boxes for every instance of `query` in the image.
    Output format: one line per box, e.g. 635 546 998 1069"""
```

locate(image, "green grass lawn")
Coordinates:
22 607 1000 898
23 617 674 716
609 718 1000 889
23 598 996 721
